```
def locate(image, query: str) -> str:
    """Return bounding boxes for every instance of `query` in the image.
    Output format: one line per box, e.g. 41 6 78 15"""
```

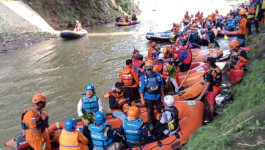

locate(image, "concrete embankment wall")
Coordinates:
0 0 55 34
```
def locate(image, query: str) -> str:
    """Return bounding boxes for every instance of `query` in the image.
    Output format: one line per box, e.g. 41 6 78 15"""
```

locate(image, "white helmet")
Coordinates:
164 95 175 106
158 53 164 60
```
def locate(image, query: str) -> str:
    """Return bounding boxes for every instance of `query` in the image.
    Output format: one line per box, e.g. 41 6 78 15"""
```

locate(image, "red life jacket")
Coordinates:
179 46 192 64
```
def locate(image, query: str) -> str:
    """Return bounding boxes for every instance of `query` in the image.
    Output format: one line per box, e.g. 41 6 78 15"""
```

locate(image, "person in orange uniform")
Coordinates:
146 42 156 59
119 59 140 105
59 118 88 150
107 82 129 110
21 93 51 150
229 40 248 85
196 57 222 123
237 9 249 47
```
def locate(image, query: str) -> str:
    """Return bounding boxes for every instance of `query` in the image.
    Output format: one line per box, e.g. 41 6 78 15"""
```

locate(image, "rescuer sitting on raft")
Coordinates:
59 118 88 150
151 95 179 138
117 106 148 148
89 111 124 150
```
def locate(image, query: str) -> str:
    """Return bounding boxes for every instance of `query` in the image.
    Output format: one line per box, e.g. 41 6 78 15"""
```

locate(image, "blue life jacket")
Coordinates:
89 123 113 149
144 73 161 94
123 118 144 143
82 93 99 114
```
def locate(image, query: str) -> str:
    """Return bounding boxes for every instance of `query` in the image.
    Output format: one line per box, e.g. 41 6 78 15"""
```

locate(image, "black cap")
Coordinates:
115 82 123 89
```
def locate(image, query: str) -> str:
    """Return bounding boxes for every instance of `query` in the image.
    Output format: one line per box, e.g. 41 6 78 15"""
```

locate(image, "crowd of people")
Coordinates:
18 1 264 149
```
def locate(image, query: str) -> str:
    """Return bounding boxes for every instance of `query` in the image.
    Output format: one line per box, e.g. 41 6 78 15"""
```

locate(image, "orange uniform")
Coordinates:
23 106 51 150
238 17 249 35
119 65 139 87
59 129 88 150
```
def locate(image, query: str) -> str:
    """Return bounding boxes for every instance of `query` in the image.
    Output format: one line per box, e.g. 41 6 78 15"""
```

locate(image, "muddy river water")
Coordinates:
0 0 241 148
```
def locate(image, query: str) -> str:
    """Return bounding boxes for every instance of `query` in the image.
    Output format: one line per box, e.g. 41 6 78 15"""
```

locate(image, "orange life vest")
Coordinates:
107 90 125 108
120 68 134 86
59 129 80 150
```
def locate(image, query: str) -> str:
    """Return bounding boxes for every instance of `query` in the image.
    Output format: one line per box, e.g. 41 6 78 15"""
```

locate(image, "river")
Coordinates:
0 0 240 148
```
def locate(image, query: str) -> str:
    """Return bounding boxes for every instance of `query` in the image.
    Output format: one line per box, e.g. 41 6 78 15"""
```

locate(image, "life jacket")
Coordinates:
147 48 154 59
123 118 144 143
82 93 99 115
89 123 113 149
154 60 163 74
144 73 161 94
163 107 179 133
21 107 49 132
134 60 145 74
59 129 81 150
162 62 169 78
230 50 247 70
178 46 192 64
120 67 135 86
108 90 125 108
238 17 249 35
203 68 222 86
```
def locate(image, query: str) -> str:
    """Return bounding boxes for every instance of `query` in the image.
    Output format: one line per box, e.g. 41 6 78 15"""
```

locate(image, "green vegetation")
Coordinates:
185 29 265 150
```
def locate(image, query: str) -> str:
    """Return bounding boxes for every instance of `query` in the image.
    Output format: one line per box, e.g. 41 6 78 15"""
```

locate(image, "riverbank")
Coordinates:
184 25 265 150
0 32 58 54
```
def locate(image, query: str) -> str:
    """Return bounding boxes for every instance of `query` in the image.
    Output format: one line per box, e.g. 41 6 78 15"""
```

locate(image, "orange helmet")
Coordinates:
32 93 46 103
145 60 154 67
128 106 139 118
151 42 156 48
229 40 241 50
239 9 246 15
153 65 159 72
192 23 197 27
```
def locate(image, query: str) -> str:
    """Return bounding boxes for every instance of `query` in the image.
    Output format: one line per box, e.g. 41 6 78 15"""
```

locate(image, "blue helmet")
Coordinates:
95 111 106 124
85 83 95 91
178 30 183 35
65 118 77 132
200 29 205 34
207 24 211 28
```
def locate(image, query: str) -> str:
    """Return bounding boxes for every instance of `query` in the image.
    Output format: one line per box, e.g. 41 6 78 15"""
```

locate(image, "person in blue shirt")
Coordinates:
139 60 164 130
117 106 148 148
205 24 220 48
189 30 202 48
89 111 124 150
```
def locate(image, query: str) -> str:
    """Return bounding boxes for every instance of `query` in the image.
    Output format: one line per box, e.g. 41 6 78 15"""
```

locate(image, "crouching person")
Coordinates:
151 95 179 137
59 118 88 150
117 106 148 148
89 111 123 150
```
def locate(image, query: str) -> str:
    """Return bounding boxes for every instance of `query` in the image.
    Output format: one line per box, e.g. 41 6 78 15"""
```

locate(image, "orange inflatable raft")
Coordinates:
130 100 204 150
192 49 223 62
6 100 204 150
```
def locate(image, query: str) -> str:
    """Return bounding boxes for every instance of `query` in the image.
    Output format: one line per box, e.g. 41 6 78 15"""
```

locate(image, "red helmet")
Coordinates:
151 42 156 48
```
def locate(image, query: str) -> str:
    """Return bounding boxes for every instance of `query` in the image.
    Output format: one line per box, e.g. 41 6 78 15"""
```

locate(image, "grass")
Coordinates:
185 30 265 150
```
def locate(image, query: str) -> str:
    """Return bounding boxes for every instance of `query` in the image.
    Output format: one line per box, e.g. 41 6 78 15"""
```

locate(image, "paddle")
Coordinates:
177 70 191 92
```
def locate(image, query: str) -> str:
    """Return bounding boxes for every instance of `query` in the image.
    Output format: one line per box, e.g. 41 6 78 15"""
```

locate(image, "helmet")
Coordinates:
85 83 95 91
164 95 175 106
65 118 77 132
158 53 164 60
32 93 46 103
153 65 159 72
145 60 154 70
95 111 106 124
175 23 180 27
229 40 240 50
151 42 156 48
178 30 183 35
239 9 246 15
192 23 197 27
191 14 194 17
128 106 139 118
200 29 205 34
207 24 211 28
180 39 187 46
